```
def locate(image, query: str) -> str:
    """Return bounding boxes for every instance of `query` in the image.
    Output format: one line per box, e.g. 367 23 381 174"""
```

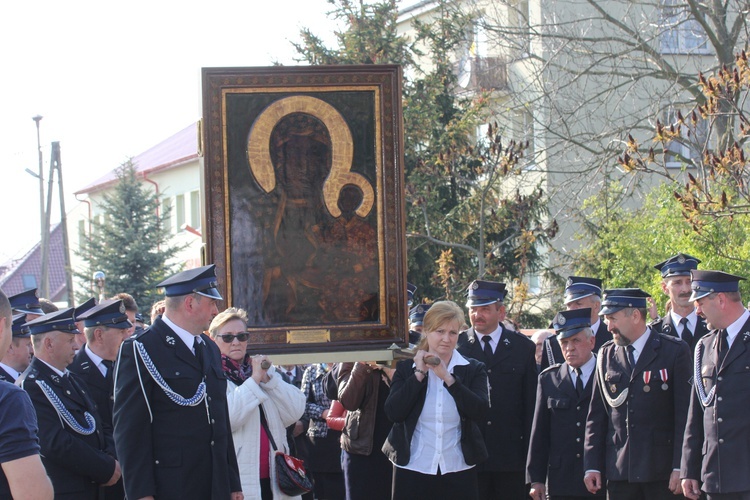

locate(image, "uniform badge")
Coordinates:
643 371 651 392
660 368 669 390
165 335 176 346
566 277 573 288
677 254 686 264
555 313 566 326
471 281 479 290
119 303 126 313
610 384 617 393
50 374 60 383
743 331 750 342
503 338 510 346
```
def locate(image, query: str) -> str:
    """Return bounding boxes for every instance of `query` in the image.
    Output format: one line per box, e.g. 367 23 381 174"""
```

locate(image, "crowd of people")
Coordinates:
0 252 748 500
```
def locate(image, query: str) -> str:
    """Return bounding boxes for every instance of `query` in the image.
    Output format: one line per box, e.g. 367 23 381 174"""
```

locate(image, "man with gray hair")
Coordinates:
0 289 53 499
527 308 603 499
584 288 691 499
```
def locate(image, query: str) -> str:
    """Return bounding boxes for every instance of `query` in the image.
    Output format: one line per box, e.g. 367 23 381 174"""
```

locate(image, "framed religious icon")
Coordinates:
201 65 408 355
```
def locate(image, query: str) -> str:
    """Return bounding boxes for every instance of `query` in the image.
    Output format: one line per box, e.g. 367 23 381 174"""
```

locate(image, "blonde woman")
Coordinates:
209 308 305 499
383 300 489 499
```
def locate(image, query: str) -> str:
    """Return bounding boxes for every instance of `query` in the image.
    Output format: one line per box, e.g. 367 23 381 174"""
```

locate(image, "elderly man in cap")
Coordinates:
584 288 692 500
0 314 33 382
73 298 97 352
0 289 54 499
457 279 537 500
540 277 612 371
651 253 708 352
8 288 45 321
681 270 750 500
18 307 120 499
527 308 604 500
69 299 131 500
113 265 242 500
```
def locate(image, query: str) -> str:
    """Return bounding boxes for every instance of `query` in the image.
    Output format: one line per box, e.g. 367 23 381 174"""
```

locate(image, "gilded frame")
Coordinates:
201 65 407 354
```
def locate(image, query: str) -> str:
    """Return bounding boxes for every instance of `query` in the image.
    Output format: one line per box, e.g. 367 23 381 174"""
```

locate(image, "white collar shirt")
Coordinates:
401 350 473 475
162 313 202 354
591 318 602 334
568 353 596 387
726 309 750 348
0 362 20 381
475 324 503 354
84 344 108 377
627 327 652 365
38 358 67 378
669 310 698 340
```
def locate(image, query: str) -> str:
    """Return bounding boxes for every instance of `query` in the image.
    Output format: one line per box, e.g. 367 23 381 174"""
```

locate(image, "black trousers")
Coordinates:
707 493 750 500
477 470 527 500
607 479 677 500
392 466 478 500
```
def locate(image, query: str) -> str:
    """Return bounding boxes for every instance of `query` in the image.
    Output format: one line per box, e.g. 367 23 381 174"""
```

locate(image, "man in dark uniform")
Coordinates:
681 270 750 500
73 298 98 352
113 264 242 500
528 308 604 499
584 288 692 500
650 253 707 352
541 277 612 370
0 314 32 382
457 280 537 500
69 299 131 500
8 288 45 321
18 307 121 499
0 289 53 499
408 303 431 344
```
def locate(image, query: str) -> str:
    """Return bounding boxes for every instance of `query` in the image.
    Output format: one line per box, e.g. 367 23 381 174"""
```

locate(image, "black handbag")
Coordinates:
260 406 313 496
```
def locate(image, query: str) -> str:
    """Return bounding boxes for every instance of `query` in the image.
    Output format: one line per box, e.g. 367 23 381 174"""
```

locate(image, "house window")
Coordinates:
22 274 37 289
190 190 201 230
663 108 708 168
176 194 186 231
660 0 710 54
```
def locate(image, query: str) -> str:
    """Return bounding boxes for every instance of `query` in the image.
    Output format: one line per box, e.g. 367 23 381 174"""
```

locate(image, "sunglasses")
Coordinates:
216 333 250 343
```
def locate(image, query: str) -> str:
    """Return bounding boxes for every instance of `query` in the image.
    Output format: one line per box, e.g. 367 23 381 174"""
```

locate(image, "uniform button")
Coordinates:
211 441 215 446
717 418 723 423
208 397 212 401
66 390 71 395
717 376 722 381
155 460 160 465
719 439 724 444
211 419 215 424
576 406 580 410
175 372 180 376
576 422 581 427
487 369 492 374
717 397 723 402
576 438 581 442
487 421 492 426
576 453 581 458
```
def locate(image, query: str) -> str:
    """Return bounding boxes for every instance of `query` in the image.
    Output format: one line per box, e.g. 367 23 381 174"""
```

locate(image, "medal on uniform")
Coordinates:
660 368 669 390
643 371 651 392
610 384 617 393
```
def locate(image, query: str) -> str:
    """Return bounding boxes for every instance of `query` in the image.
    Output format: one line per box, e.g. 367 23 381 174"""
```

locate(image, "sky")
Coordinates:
0 0 344 262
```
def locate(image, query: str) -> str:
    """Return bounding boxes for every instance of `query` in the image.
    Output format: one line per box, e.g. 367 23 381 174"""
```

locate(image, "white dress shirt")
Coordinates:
476 324 503 354
726 308 750 348
401 350 473 475
84 344 109 377
162 313 203 353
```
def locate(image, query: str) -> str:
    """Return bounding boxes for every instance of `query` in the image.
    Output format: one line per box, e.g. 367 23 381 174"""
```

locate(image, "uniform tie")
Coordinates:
575 367 584 396
193 337 206 374
626 345 636 373
717 329 729 366
679 317 693 345
102 359 115 383
481 335 493 358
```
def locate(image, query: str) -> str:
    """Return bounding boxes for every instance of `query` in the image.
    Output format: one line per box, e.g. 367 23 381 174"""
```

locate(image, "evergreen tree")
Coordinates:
74 160 181 309
294 0 557 325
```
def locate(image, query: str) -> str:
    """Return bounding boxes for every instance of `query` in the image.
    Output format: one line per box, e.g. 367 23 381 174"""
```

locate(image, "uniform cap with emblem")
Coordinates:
7 288 44 315
465 280 506 307
75 299 132 330
564 276 603 305
599 288 651 316
156 264 223 299
689 269 746 302
11 313 31 338
409 303 432 327
407 283 417 306
553 308 592 339
72 297 97 322
23 308 79 335
654 253 701 278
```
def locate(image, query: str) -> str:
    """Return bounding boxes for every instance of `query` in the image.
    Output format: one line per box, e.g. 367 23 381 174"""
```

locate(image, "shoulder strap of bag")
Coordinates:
258 404 279 451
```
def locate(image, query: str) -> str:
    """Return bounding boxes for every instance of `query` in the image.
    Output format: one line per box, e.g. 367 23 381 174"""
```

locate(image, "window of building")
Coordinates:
190 190 201 230
660 0 710 54
663 107 708 168
175 194 186 231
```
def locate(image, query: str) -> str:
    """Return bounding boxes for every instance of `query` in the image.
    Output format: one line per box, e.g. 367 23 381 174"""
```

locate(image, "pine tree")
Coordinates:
74 160 181 309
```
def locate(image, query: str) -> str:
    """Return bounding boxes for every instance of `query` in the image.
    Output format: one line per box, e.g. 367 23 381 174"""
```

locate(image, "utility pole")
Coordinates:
32 115 49 299
51 143 74 306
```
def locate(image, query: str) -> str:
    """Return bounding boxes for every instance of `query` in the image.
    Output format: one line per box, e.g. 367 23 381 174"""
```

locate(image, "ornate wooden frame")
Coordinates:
202 65 407 354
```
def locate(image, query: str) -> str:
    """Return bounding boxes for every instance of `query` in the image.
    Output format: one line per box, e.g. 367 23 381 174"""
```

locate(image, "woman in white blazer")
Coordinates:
209 308 306 499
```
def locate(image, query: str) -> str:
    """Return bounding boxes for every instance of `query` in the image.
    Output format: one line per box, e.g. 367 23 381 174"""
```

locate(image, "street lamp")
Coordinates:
93 271 106 303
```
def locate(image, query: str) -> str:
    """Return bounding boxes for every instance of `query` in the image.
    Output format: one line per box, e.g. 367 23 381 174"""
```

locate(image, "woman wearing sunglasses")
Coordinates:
209 308 306 499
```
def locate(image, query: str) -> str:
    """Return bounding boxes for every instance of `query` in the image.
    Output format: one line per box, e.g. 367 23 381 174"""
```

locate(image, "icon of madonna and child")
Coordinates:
228 94 382 327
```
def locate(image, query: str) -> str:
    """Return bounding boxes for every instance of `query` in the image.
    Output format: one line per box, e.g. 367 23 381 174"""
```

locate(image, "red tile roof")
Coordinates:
75 122 199 195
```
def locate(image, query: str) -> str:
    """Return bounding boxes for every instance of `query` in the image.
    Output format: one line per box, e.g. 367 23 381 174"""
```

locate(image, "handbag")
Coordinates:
260 405 313 496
